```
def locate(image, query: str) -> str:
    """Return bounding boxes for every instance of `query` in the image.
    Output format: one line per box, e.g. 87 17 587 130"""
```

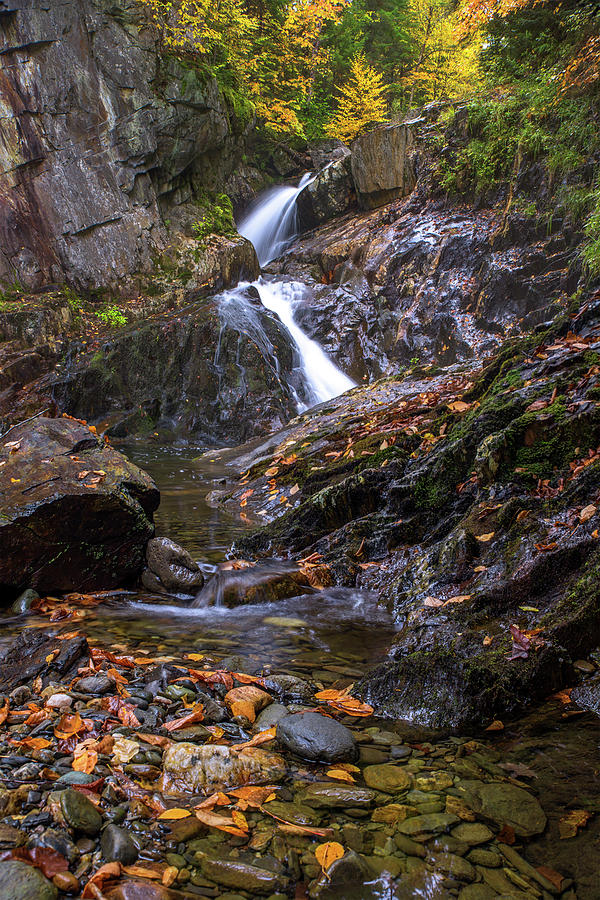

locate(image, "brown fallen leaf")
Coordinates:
194 808 248 836
8 846 68 879
580 504 597 523
536 866 564 891
496 824 516 845
229 785 277 808
484 720 504 732
81 861 121 898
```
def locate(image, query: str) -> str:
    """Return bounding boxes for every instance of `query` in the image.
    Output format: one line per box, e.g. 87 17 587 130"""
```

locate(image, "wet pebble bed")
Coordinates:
0 595 599 900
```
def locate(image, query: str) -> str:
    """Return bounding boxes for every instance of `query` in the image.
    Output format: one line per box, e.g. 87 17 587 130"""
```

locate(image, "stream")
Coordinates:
2 177 600 898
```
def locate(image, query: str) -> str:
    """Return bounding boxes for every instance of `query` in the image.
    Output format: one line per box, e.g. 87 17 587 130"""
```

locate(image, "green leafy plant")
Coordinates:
97 305 128 327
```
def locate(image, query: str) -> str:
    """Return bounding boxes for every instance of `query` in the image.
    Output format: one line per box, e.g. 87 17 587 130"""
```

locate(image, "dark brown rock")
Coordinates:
0 416 158 595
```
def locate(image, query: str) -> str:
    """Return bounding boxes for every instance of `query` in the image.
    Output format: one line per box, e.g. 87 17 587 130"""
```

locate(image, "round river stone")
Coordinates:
363 763 411 793
0 860 57 900
276 711 357 762
101 823 139 864
60 788 103 835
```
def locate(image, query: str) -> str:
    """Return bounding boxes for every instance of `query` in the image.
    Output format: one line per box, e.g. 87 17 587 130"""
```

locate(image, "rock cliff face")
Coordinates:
0 0 250 291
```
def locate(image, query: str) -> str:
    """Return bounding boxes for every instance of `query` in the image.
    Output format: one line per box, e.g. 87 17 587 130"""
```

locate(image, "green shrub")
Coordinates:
97 305 127 327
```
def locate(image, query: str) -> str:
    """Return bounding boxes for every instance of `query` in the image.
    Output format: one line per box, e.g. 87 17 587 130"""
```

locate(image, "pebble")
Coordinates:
276 711 357 762
466 848 501 867
301 783 375 809
60 788 103 835
451 822 493 845
74 675 115 695
56 772 96 786
46 693 73 709
397 812 459 836
429 851 475 882
263 674 314 702
101 823 139 864
0 859 57 899
254 702 289 732
363 763 411 793
51 871 79 894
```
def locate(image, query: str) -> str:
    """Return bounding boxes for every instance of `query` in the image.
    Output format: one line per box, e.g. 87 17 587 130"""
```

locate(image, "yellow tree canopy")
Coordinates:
326 54 388 142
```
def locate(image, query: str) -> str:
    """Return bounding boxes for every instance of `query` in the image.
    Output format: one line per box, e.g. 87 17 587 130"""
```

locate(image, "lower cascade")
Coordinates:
233 175 356 407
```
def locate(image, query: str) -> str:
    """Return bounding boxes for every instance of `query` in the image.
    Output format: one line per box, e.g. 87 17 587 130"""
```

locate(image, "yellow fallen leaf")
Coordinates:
186 653 205 661
326 768 355 783
315 841 345 873
476 532 495 542
157 809 192 820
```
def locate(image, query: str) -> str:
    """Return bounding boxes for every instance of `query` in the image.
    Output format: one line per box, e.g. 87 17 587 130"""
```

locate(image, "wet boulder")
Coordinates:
296 152 356 231
142 537 204 595
0 417 159 597
350 123 416 209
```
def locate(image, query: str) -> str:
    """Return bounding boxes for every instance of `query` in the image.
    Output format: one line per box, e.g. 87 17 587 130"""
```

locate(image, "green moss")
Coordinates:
192 191 237 243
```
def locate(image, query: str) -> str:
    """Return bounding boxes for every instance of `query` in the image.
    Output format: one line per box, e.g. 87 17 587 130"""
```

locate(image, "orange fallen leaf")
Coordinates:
121 865 163 879
424 597 444 608
194 808 248 836
230 727 277 750
54 712 85 739
72 748 97 774
0 699 9 725
448 400 471 413
484 720 504 732
476 532 495 542
315 841 345 874
10 737 52 750
163 865 178 886
164 704 204 732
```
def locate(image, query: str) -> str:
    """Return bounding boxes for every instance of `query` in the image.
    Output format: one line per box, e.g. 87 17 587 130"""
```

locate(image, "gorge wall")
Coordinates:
0 0 253 292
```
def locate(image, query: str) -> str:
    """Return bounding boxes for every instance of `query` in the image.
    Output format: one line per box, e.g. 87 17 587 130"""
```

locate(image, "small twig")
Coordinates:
1 408 50 441
21 475 61 495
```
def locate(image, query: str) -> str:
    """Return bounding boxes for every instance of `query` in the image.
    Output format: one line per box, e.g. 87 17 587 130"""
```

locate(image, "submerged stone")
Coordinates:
198 856 286 894
464 782 546 837
301 783 375 809
362 763 411 793
397 813 459 837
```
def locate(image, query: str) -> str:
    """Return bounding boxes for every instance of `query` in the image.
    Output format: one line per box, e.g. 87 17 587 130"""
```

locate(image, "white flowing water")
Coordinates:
238 172 314 266
229 173 356 407
254 279 355 405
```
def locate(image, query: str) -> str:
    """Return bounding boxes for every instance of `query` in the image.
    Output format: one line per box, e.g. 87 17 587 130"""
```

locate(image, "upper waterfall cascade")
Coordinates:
225 174 355 408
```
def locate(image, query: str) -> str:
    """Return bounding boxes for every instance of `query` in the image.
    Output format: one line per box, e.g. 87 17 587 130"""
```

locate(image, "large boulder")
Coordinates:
296 152 356 231
142 536 204 595
350 124 416 209
0 416 159 596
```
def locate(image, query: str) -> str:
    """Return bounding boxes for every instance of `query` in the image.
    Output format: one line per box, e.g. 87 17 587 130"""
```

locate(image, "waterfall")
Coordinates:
238 173 313 266
220 173 355 410
254 279 355 406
